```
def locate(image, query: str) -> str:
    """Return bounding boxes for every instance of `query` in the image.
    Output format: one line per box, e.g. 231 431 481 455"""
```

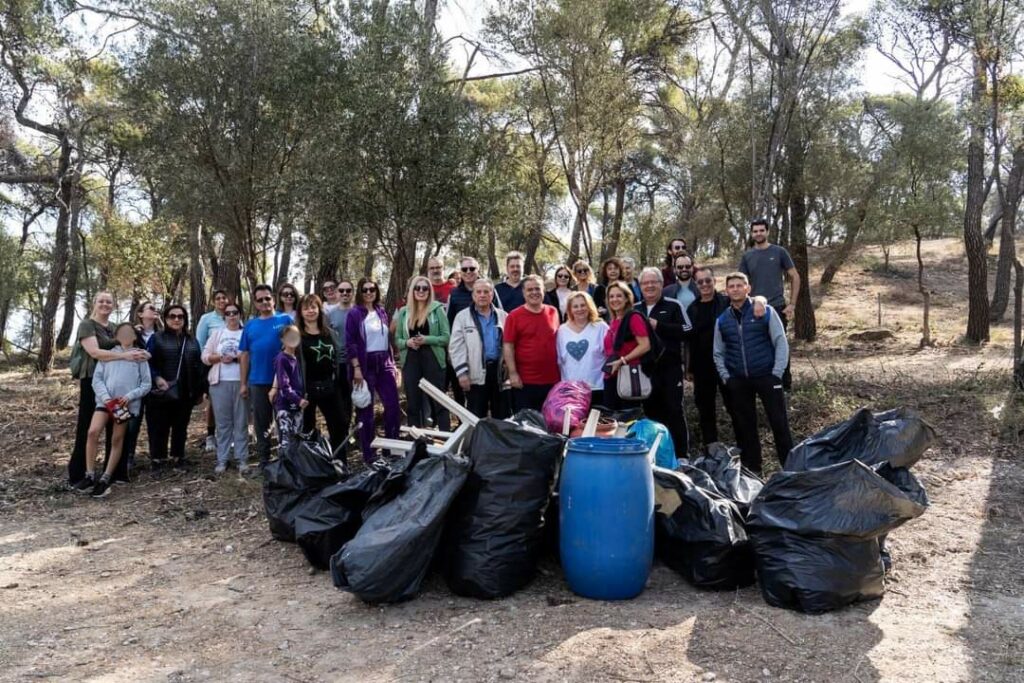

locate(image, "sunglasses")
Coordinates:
323 284 337 291
557 272 570 278
696 278 714 285
166 313 185 320
225 310 240 316
361 287 377 293
280 291 296 298
256 296 273 303
461 266 477 273
574 269 588 275
413 285 430 292
338 288 353 294
676 264 692 270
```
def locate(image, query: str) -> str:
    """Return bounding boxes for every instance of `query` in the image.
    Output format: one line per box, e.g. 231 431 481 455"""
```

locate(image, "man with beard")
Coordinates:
739 218 800 391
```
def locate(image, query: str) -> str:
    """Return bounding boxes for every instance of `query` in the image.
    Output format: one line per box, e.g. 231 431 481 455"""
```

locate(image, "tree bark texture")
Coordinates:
991 143 1024 321
964 53 991 342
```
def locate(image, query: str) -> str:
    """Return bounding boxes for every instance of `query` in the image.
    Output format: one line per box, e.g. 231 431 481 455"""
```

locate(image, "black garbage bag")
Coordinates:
785 407 937 472
508 409 548 432
690 443 764 516
747 460 928 613
674 462 722 494
294 468 389 570
330 453 470 603
443 419 564 599
362 440 429 520
263 433 343 542
653 467 755 590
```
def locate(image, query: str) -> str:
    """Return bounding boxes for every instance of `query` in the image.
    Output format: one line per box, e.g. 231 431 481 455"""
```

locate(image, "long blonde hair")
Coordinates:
404 275 435 332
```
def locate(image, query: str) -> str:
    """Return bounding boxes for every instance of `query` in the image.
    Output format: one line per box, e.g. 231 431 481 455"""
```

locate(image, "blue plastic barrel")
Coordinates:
559 437 654 600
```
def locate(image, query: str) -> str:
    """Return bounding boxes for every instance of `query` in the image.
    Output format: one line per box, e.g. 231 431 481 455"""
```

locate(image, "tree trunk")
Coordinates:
568 207 586 265
819 206 866 286
215 233 243 304
1013 258 1023 389
991 144 1024 321
384 233 416 313
188 223 207 333
167 263 187 304
56 181 84 351
601 177 626 262
486 224 499 279
964 52 991 342
914 226 932 348
784 132 815 342
36 141 74 373
276 218 294 288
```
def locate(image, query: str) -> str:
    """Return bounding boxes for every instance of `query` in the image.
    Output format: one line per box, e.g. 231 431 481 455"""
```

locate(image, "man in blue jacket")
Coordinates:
712 272 793 474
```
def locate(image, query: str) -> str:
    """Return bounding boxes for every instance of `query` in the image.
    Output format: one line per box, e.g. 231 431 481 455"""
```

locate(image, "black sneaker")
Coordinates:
90 480 111 498
72 477 95 494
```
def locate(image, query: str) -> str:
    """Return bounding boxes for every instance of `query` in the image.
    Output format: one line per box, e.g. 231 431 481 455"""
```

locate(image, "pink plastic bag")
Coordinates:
542 381 592 434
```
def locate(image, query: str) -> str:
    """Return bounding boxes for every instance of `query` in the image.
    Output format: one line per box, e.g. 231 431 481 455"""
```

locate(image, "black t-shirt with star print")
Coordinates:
301 332 337 383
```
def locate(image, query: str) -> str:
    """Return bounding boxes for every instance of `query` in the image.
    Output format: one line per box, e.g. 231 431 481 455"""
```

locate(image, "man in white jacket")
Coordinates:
449 278 509 419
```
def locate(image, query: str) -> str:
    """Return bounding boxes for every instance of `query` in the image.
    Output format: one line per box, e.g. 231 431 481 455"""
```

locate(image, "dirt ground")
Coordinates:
1 239 1022 683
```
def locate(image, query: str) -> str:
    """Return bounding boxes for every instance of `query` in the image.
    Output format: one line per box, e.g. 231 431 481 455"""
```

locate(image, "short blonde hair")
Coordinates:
564 291 600 323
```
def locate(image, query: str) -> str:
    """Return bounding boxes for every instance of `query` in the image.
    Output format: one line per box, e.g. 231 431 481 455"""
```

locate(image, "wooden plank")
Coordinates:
419 378 478 426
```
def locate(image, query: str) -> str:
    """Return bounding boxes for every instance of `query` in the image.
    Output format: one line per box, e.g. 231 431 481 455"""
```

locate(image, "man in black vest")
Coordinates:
637 267 691 459
686 266 769 448
712 272 793 474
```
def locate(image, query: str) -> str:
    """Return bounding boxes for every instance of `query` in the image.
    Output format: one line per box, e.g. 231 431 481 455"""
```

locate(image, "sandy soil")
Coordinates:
0 238 1022 683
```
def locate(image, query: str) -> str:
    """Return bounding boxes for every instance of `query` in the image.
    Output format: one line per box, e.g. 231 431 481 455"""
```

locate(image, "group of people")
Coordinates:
66 218 800 498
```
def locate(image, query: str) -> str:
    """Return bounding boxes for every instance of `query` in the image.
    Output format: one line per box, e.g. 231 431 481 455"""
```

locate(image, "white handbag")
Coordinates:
616 363 652 401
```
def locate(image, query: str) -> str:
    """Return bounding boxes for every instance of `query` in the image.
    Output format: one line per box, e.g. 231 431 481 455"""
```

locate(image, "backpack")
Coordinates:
69 340 86 379
612 310 664 373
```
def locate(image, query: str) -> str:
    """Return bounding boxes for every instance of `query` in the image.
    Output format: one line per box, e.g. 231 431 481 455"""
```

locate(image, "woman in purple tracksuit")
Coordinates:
345 278 401 464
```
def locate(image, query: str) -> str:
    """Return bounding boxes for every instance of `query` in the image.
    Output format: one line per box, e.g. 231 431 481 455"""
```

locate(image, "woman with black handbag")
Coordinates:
297 294 347 454
146 304 205 472
601 281 653 410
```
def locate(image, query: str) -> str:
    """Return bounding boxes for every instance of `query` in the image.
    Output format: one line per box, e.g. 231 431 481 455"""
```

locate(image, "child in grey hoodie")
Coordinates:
79 323 152 498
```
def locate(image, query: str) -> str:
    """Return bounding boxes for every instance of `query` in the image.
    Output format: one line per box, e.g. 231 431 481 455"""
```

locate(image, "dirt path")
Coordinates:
1 355 1021 683
2 239 1023 682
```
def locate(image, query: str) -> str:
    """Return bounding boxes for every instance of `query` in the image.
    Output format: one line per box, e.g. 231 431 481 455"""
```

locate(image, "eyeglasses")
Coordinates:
225 310 240 316
323 284 337 291
696 278 714 285
413 285 430 292
361 287 377 294
338 288 353 294
574 269 588 275
166 313 185 320
280 291 296 298
461 266 477 273
256 296 273 303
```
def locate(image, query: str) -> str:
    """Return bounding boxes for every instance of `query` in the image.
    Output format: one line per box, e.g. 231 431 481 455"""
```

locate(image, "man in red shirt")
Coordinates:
503 274 560 412
428 256 454 305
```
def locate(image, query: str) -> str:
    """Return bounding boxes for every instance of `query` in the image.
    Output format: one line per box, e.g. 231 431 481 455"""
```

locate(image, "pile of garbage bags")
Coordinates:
652 408 935 612
262 405 935 613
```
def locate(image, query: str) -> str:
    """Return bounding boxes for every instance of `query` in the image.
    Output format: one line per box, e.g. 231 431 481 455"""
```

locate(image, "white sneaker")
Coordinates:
205 436 217 452
214 464 227 474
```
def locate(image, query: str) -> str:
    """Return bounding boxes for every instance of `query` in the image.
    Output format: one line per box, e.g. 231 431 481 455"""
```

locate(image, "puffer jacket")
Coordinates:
147 330 206 402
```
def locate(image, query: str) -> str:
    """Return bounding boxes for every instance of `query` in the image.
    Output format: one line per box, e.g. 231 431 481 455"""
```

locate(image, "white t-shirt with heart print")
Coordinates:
556 320 610 390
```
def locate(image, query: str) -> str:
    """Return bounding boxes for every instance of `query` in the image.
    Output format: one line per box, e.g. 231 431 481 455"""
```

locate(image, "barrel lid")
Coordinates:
567 437 649 455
